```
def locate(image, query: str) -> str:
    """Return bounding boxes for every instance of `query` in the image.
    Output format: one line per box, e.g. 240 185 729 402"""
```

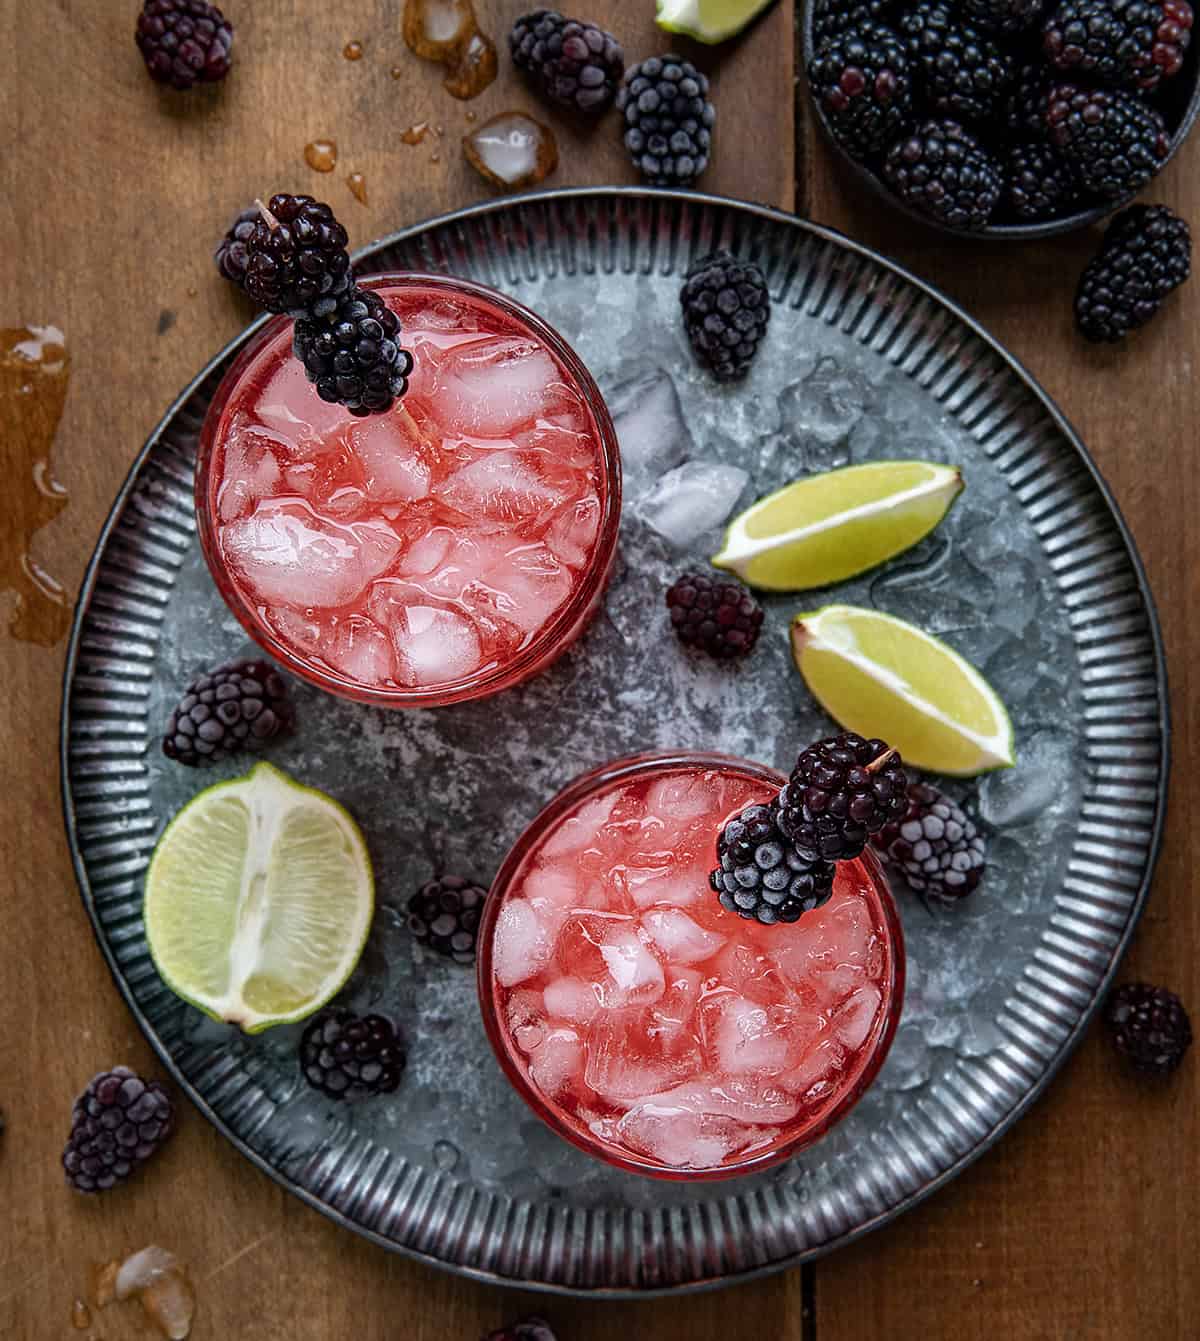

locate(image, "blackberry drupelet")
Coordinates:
778 733 909 863
1006 142 1079 219
679 250 772 381
710 802 836 925
483 1320 559 1341
665 571 765 660
898 3 1014 123
1106 983 1192 1075
616 55 715 185
213 205 259 289
1043 83 1170 198
883 119 1003 230
812 0 890 44
1006 61 1051 137
963 0 1047 31
1075 204 1191 339
62 1068 174 1194
162 659 294 767
228 194 352 318
299 1010 407 1101
808 23 914 161
1042 0 1194 92
509 11 624 114
872 781 986 903
408 876 488 965
293 286 415 416
136 0 233 90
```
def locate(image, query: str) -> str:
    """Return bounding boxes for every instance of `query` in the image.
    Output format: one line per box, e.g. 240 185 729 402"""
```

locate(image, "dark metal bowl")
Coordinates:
801 5 1200 240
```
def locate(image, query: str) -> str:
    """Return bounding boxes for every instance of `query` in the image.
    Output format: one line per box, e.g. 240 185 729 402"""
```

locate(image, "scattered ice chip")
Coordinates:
641 908 726 964
217 427 283 523
879 1022 931 1092
494 899 553 987
608 367 692 491
434 336 560 435
543 975 601 1025
347 416 432 502
437 451 566 522
390 604 483 687
833 985 882 1051
320 615 395 686
528 1025 584 1097
638 460 749 548
780 356 870 466
222 501 402 610
979 729 1073 828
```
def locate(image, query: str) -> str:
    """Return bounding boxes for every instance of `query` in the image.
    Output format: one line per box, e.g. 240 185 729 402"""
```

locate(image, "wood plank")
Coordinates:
0 1 794 1337
801 109 1199 1341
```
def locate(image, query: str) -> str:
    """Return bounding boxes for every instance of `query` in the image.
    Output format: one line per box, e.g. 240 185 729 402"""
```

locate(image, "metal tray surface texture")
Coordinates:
61 188 1168 1296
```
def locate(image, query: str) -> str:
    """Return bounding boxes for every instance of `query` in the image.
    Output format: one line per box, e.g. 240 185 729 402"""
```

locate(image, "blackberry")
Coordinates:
1043 83 1170 198
1006 142 1079 219
812 0 890 44
665 571 764 660
616 55 715 186
408 876 488 964
483 1321 558 1341
1043 0 1194 93
229 194 352 319
778 733 909 863
299 1010 407 1101
1106 983 1192 1075
883 119 1003 230
808 23 914 161
710 802 836 925
872 781 986 903
898 3 1014 123
162 659 294 767
510 11 624 115
136 0 233 90
1006 62 1051 138
213 205 259 290
62 1068 174 1194
293 286 415 416
963 0 1047 31
1075 204 1191 340
679 250 771 382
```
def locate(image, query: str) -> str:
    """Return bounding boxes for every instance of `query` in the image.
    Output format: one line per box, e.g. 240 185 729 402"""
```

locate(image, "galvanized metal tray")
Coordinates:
61 188 1168 1297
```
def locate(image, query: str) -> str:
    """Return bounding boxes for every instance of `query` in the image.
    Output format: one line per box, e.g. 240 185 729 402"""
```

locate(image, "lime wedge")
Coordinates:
144 762 374 1033
791 604 1015 776
656 0 779 43
713 461 963 592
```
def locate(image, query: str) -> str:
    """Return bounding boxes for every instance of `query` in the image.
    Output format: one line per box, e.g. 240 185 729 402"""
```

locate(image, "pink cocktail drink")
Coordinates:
196 274 620 707
479 753 904 1180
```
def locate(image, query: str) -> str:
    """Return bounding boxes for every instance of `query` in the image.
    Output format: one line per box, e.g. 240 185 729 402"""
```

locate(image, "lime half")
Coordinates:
144 762 374 1033
656 0 779 43
791 604 1015 776
714 461 964 592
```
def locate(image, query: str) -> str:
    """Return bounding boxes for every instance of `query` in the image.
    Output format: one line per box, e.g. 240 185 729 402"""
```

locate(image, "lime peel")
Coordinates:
655 0 779 44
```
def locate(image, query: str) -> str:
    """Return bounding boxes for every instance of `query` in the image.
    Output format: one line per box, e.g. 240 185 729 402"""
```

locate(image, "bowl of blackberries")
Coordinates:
802 0 1200 238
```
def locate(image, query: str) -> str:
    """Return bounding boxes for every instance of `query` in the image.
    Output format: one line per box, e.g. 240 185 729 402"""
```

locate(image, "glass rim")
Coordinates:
477 750 907 1183
194 271 622 708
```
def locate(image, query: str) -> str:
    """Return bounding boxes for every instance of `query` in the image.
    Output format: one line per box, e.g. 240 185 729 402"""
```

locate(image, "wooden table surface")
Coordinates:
2 2 1195 1337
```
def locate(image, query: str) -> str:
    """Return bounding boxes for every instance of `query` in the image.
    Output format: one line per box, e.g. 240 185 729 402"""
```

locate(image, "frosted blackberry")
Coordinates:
711 802 836 924
162 659 294 767
778 733 909 863
62 1068 174 1194
1043 0 1194 93
883 118 1003 230
1006 142 1078 220
665 571 764 660
293 286 415 416
808 23 914 161
964 0 1047 31
299 1010 406 1101
1043 83 1169 199
136 0 233 90
616 55 715 186
227 194 352 318
408 876 488 964
1075 204 1191 340
679 250 771 381
1106 983 1192 1075
898 3 1014 123
510 11 624 114
872 782 986 903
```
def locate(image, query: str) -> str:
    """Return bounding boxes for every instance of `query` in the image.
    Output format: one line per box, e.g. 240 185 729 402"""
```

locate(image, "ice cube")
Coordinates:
637 1077 800 1126
254 355 349 451
979 729 1072 828
437 451 566 522
463 112 559 191
433 336 560 435
347 417 432 502
833 985 882 1051
637 461 749 548
644 771 718 824
506 988 546 1052
523 864 580 910
811 963 867 1010
582 1013 692 1103
641 908 726 965
217 426 283 523
390 604 483 687
614 1104 744 1169
702 994 810 1075
543 975 601 1025
264 606 323 654
780 356 870 469
597 926 665 1008
527 1025 584 1097
320 615 395 686
493 899 553 988
545 494 602 568
222 502 403 610
647 966 702 1044
461 538 574 636
779 1038 846 1098
607 367 692 493
540 792 619 859
397 527 454 577
621 861 708 910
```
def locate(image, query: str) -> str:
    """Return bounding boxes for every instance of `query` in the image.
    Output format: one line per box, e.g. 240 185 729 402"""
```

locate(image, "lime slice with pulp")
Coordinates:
656 0 779 43
791 604 1015 776
144 762 374 1033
